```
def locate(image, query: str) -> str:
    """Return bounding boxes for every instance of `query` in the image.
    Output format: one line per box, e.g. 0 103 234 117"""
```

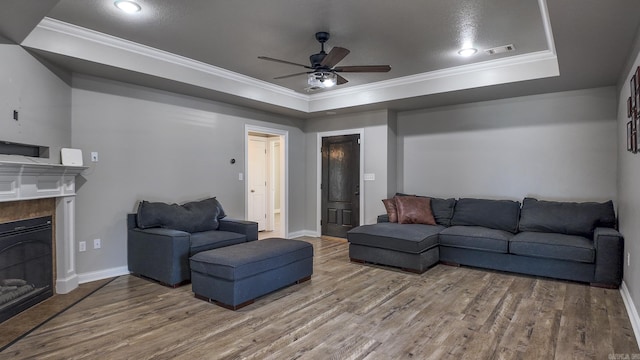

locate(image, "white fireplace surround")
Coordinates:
0 159 86 294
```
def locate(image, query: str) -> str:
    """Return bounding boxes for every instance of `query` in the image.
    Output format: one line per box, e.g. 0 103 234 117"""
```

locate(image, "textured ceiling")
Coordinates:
3 1 640 117
45 0 548 92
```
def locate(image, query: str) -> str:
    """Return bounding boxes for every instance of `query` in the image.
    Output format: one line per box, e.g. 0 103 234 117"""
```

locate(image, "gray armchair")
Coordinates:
126 198 258 287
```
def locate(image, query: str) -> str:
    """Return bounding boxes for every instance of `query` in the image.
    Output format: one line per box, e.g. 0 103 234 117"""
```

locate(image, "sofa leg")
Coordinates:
194 293 255 310
439 261 461 267
590 282 619 289
350 258 366 264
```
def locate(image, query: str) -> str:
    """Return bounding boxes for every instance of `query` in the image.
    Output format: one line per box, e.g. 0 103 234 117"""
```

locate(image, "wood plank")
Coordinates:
2 237 638 359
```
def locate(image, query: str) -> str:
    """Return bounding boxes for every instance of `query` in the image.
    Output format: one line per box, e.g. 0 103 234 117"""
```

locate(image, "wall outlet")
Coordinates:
93 238 101 249
628 252 631 267
91 152 99 162
79 241 86 252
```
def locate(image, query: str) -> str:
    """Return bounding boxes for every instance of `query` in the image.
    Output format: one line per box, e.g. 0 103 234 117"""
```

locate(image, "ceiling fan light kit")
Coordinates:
308 72 337 88
258 31 391 91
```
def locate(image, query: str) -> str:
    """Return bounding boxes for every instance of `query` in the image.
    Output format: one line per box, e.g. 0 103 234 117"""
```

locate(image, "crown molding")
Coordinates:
23 2 559 114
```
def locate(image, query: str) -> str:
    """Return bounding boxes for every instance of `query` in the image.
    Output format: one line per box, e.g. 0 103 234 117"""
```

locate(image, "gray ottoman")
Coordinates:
190 238 313 310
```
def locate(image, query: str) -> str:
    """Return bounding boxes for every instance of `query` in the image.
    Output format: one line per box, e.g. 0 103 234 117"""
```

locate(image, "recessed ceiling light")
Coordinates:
457 48 478 57
114 0 141 13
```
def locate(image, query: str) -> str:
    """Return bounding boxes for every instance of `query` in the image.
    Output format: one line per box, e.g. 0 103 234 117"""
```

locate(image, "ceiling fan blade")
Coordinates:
320 47 350 68
258 56 312 69
334 65 391 73
336 74 349 85
273 71 310 80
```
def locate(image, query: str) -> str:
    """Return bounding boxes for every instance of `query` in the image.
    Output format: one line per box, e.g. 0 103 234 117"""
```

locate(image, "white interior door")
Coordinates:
248 136 267 231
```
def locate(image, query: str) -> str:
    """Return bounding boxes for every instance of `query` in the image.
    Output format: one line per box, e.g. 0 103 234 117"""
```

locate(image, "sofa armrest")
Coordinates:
219 218 258 241
127 227 191 286
377 214 390 223
593 227 624 287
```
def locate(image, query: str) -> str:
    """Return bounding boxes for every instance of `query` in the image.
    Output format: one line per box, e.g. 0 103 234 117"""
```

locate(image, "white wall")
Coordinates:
0 45 71 163
397 87 618 202
70 74 306 276
617 34 640 328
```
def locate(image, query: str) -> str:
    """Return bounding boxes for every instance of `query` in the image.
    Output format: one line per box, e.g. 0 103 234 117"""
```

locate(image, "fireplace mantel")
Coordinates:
0 160 87 202
0 159 86 294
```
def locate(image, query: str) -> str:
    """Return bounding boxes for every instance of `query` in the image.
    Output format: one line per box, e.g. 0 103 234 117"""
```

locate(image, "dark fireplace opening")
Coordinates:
0 216 53 324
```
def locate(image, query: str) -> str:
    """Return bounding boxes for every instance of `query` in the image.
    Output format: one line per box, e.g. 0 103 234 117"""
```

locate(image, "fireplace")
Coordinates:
0 216 53 323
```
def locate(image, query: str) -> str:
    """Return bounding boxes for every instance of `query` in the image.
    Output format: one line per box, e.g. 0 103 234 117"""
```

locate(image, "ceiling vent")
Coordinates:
484 44 515 55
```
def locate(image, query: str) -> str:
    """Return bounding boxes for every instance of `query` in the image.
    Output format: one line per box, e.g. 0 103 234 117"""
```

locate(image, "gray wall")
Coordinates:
0 45 71 163
397 87 618 202
618 30 640 326
70 74 306 275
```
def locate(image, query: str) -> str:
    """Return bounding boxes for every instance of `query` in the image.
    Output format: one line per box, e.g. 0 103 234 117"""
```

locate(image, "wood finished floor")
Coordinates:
1 237 638 359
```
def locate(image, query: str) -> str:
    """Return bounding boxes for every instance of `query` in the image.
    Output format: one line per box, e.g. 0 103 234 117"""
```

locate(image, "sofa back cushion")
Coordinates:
430 197 456 227
137 197 225 233
451 198 521 233
518 198 616 237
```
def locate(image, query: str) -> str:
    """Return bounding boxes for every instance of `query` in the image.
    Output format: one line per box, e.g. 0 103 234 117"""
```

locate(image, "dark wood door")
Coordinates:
321 134 360 238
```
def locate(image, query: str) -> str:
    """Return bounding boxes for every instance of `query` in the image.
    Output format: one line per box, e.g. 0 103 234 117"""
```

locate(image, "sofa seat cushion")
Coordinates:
510 232 595 263
439 226 512 253
347 223 443 254
189 230 246 256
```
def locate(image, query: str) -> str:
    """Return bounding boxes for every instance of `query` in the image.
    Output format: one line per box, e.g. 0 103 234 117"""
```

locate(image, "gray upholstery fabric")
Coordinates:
593 227 625 285
219 218 258 241
127 213 258 286
190 238 313 281
136 197 225 232
510 232 595 263
347 223 442 253
430 198 456 226
439 226 512 253
189 230 247 256
450 198 520 233
191 257 313 307
518 198 616 237
439 247 596 284
349 243 439 273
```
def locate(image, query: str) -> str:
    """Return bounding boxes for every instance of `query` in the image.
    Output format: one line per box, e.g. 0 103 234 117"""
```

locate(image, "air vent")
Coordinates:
485 44 515 55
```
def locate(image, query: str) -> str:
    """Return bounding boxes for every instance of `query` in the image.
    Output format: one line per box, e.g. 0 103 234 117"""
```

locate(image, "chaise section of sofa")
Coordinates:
348 195 624 288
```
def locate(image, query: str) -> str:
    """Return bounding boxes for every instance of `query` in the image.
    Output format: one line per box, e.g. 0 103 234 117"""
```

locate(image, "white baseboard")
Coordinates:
78 266 130 284
56 274 79 294
288 230 320 239
620 281 640 347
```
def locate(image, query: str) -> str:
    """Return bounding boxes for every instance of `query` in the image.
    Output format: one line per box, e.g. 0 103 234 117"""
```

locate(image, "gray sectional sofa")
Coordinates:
347 197 624 288
127 197 258 287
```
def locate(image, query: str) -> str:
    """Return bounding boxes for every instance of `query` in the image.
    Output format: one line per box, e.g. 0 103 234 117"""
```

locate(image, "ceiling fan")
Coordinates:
258 32 391 90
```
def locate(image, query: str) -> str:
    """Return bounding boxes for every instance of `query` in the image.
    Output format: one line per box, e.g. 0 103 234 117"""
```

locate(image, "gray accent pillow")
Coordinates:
518 197 616 237
137 197 224 232
450 198 521 233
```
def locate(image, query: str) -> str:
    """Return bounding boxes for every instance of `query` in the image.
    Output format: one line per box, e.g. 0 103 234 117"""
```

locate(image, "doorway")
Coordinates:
246 126 287 239
320 133 361 238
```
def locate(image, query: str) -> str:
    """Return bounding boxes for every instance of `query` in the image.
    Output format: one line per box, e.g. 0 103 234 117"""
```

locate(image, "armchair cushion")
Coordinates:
137 197 225 233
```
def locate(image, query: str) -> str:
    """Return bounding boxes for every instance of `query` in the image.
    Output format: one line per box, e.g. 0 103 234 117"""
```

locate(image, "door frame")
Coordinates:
245 124 288 238
316 128 365 236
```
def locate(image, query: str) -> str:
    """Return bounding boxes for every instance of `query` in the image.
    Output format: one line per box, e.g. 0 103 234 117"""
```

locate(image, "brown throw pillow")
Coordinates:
394 195 436 225
382 198 398 223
